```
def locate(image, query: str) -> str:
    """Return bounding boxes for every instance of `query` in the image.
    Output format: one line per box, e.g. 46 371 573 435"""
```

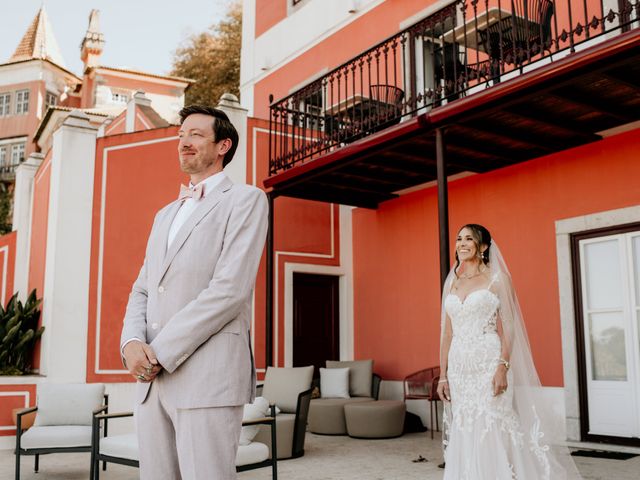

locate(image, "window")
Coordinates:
0 93 10 116
45 91 57 109
0 147 6 168
11 143 25 165
15 89 29 114
111 92 129 104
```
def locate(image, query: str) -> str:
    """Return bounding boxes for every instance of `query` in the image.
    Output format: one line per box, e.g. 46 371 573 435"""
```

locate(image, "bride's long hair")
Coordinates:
440 224 583 479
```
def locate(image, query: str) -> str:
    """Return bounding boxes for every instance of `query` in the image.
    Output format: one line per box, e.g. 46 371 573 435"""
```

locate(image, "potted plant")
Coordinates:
0 290 44 376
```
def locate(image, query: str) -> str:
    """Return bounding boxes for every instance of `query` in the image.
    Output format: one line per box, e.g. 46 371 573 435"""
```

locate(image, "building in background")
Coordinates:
0 7 192 186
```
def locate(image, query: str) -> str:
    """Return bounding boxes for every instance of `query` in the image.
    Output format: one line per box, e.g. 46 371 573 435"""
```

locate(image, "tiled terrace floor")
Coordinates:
2 432 640 479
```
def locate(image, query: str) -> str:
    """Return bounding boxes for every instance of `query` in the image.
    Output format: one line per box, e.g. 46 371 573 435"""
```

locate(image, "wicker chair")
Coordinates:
403 366 441 438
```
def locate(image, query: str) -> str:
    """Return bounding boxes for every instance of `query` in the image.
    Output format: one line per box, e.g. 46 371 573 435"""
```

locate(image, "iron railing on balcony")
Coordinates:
269 0 639 175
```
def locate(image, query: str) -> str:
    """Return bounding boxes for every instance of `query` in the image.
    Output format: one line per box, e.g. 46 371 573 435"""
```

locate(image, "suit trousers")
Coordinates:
136 378 243 480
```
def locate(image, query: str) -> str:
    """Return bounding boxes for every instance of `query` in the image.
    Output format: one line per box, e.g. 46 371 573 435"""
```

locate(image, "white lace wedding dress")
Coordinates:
443 287 552 479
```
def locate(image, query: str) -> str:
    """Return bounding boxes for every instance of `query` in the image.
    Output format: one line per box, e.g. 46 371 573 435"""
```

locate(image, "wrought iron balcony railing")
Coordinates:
269 0 639 176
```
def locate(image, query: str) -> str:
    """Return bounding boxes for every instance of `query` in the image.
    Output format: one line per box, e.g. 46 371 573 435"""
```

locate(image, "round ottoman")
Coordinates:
309 397 372 435
344 400 406 439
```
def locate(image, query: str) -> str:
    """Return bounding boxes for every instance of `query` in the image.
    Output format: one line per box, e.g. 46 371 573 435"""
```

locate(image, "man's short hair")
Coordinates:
178 105 239 168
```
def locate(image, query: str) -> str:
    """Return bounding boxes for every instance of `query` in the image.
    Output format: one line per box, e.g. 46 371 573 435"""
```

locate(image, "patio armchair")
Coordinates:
90 405 279 479
308 359 382 435
253 365 314 459
403 366 441 438
368 84 405 130
14 383 107 480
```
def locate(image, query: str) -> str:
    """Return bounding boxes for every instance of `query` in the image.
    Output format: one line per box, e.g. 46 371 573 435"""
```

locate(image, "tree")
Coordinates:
171 1 242 106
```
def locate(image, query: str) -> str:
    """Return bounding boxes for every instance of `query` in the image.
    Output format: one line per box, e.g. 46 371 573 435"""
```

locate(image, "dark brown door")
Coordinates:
293 273 339 376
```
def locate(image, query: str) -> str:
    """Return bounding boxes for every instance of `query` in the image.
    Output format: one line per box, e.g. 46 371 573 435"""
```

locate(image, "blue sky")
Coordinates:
0 0 234 76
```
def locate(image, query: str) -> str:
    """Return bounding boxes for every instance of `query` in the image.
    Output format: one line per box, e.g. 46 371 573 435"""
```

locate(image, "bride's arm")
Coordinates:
438 314 453 402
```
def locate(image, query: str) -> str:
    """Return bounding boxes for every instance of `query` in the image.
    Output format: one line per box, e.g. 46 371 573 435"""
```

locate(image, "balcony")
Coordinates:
0 163 18 182
265 0 640 208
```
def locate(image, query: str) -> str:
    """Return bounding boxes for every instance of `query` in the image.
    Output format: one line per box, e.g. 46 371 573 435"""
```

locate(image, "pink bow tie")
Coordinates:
178 183 204 201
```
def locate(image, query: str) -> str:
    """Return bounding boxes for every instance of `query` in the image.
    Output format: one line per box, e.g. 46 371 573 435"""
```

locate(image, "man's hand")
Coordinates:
123 341 162 383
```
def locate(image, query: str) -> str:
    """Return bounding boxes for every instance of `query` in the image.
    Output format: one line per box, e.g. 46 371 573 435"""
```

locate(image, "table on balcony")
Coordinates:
324 86 404 141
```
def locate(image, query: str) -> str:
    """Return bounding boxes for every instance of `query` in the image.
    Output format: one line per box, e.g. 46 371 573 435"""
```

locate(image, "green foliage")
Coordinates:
171 1 242 106
0 184 13 235
0 290 44 375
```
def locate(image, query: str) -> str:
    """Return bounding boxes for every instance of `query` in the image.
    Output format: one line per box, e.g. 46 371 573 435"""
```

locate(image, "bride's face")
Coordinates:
456 227 478 262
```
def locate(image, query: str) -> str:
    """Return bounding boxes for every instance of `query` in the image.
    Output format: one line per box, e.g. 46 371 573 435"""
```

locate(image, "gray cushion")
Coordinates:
100 434 139 460
326 359 373 397
34 383 105 426
261 366 313 413
20 425 92 449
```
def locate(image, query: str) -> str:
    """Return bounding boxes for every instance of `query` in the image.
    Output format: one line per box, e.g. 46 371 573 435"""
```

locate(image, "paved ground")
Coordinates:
3 432 640 479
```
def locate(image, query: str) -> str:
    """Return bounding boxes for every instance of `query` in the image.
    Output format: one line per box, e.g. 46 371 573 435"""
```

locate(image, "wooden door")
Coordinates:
292 273 340 376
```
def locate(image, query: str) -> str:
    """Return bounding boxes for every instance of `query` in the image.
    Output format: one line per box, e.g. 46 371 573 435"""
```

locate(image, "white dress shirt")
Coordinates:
122 171 227 355
168 171 226 249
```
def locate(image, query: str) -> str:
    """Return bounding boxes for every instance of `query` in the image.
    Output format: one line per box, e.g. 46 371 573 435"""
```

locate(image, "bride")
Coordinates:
437 224 582 479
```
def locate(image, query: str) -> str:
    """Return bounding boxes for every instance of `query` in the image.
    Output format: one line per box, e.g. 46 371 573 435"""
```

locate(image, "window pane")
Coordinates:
584 240 622 310
589 311 627 381
632 235 640 306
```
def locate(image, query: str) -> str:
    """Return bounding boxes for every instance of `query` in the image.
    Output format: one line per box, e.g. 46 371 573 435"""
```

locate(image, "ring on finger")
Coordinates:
144 364 153 373
136 374 146 381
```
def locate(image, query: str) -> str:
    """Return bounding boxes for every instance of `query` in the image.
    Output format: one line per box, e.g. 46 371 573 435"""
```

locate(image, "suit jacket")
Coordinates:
120 175 268 408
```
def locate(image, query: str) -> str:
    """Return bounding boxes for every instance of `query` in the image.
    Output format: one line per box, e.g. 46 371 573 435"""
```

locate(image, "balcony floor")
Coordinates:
3 431 640 479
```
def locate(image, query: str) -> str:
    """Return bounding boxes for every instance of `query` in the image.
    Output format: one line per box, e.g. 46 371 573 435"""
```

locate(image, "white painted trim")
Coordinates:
0 136 27 146
555 205 640 441
34 157 51 185
0 246 8 306
283 263 348 367
95 136 178 374
105 116 125 135
136 112 151 130
0 391 29 431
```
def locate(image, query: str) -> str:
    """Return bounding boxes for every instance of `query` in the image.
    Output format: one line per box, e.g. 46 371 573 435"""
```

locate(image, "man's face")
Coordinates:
177 113 229 176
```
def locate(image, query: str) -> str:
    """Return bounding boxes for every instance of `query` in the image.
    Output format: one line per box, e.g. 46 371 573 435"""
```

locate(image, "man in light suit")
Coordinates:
120 105 268 479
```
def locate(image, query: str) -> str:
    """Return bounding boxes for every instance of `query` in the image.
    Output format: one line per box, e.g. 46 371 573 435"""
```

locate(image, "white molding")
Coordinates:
95 136 178 374
555 205 640 441
40 114 97 382
283 262 348 367
0 136 27 146
0 246 8 306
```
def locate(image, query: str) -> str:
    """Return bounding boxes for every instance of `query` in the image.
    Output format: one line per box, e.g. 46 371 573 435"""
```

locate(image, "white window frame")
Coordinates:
45 91 57 109
111 91 129 104
0 93 10 116
11 143 25 165
15 89 29 115
0 146 7 168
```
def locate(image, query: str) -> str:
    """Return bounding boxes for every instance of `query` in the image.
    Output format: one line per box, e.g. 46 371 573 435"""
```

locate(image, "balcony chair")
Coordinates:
254 365 314 459
403 366 441 439
308 359 382 435
472 0 555 82
14 383 107 480
368 84 405 130
90 404 279 479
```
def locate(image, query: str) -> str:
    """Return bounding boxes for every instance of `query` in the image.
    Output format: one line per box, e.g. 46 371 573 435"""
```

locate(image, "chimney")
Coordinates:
80 9 104 69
